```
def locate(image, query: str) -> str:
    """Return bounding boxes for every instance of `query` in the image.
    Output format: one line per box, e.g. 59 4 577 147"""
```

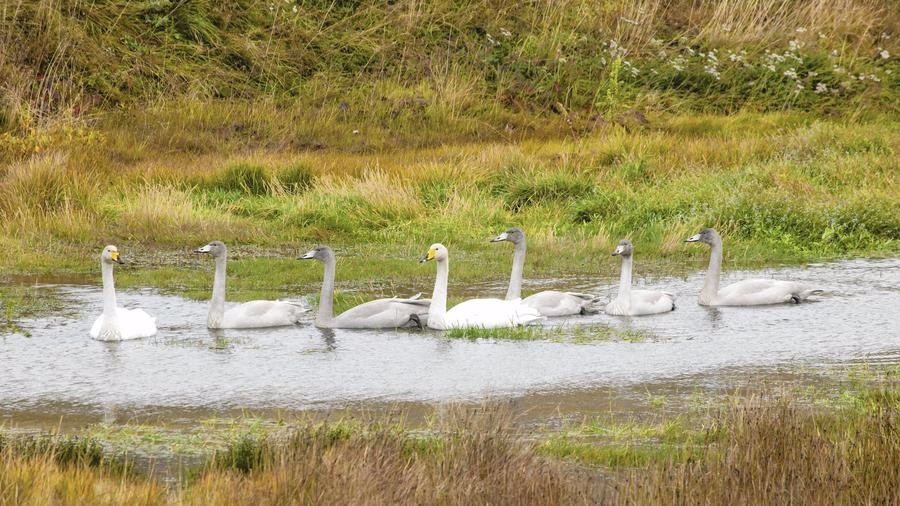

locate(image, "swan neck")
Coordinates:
209 255 227 327
702 243 722 302
101 261 117 317
318 256 336 324
506 241 525 300
617 255 633 303
430 258 449 320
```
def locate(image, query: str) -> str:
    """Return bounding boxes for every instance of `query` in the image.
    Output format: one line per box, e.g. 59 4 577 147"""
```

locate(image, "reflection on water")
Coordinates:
0 258 898 422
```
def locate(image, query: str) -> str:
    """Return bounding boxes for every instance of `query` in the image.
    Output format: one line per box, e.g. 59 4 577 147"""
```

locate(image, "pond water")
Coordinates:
1 258 898 425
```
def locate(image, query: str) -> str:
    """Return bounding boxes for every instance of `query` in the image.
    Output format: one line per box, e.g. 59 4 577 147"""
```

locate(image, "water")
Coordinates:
1 258 898 424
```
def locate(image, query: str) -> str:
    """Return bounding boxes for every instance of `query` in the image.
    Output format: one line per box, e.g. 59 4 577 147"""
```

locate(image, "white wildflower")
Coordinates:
814 82 828 94
499 28 512 38
292 5 297 12
830 49 839 57
879 49 890 59
783 68 798 79
704 65 721 80
765 64 776 72
795 80 804 90
788 39 802 51
868 74 881 82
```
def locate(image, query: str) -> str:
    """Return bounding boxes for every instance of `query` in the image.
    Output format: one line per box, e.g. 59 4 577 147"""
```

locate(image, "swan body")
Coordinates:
605 240 675 316
421 243 544 330
492 228 602 316
686 228 822 306
214 299 307 329
299 246 429 329
700 279 820 306
195 241 307 329
90 245 157 341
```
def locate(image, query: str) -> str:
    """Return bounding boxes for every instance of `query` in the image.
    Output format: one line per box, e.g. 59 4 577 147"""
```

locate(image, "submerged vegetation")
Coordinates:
444 323 657 342
2 382 897 505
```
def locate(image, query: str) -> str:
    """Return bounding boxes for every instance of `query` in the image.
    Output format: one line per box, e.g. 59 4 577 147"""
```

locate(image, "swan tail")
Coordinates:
794 288 823 302
565 292 606 313
279 298 311 311
565 292 602 302
406 313 427 329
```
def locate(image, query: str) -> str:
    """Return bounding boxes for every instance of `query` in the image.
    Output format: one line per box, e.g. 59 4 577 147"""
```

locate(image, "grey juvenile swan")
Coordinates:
686 228 822 306
194 241 307 328
605 240 675 316
491 228 602 316
299 245 429 328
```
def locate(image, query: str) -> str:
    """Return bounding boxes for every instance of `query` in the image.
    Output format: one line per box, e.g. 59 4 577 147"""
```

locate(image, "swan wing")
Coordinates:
445 298 544 329
630 289 676 315
716 279 817 306
332 298 431 329
222 300 307 328
523 291 599 316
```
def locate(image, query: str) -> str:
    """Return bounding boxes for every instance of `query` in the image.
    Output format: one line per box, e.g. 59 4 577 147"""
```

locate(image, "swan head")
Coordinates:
419 243 448 263
685 228 721 246
101 245 124 265
491 227 525 244
298 245 334 262
194 240 227 258
611 239 633 257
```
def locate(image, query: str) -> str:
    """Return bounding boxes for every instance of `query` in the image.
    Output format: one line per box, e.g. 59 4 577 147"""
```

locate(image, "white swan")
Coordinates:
299 246 429 329
420 243 544 330
605 240 675 316
194 241 307 329
90 245 157 341
686 228 822 306
492 228 602 316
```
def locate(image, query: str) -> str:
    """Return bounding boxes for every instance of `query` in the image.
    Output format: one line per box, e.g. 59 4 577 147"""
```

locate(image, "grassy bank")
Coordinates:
0 113 897 297
2 380 897 505
2 0 897 138
1 0 898 300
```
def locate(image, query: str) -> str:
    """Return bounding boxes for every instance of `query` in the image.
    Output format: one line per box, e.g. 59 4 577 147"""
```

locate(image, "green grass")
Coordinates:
539 413 725 467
